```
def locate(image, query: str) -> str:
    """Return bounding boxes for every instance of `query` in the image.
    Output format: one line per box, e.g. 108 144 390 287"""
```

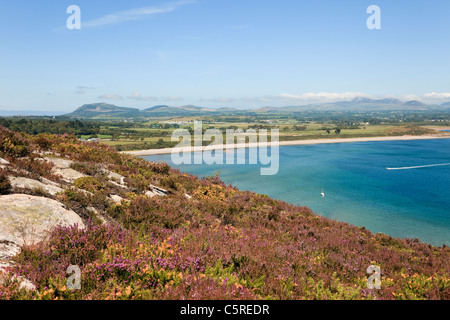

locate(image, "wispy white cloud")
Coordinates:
200 97 237 103
128 91 158 101
126 91 182 102
98 94 124 101
397 94 421 101
424 92 450 100
166 96 183 102
75 85 95 95
77 86 95 90
82 0 196 29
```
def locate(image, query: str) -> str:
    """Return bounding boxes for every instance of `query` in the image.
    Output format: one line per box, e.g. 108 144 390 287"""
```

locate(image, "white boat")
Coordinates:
321 188 325 197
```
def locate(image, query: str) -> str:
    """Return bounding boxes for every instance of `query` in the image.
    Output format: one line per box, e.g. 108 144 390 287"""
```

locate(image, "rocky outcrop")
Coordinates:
0 240 20 263
105 170 127 189
145 185 169 198
0 157 9 169
145 190 157 198
150 185 169 196
55 168 87 183
41 177 61 188
42 157 87 183
33 151 60 157
42 157 73 169
0 264 36 291
0 194 84 248
8 176 64 196
110 194 125 204
0 194 84 291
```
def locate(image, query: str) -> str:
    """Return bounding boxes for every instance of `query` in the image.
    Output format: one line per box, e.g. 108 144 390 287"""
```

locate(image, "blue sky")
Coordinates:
0 0 449 112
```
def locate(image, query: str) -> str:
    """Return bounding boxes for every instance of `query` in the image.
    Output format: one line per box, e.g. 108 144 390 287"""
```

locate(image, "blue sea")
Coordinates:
143 139 450 246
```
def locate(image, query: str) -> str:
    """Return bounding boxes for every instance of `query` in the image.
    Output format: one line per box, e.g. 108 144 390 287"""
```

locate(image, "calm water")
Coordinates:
144 139 450 246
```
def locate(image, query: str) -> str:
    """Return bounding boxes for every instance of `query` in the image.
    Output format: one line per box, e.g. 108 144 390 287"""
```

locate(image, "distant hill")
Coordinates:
350 97 402 105
65 103 140 119
404 100 426 107
144 105 170 111
142 105 218 117
62 97 446 119
64 103 224 119
4 97 449 119
254 97 436 113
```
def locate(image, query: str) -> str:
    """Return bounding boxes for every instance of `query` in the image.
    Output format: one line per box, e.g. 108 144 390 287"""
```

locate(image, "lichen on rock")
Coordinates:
0 194 84 248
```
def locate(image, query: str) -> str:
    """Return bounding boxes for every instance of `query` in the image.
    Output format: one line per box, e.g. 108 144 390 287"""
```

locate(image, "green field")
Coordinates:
98 120 440 151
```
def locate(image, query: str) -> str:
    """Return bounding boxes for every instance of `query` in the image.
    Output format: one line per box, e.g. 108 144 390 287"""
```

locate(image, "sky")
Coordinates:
0 0 450 113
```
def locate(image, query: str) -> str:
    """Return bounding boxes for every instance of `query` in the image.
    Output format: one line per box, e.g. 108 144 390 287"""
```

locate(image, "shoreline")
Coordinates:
123 134 450 156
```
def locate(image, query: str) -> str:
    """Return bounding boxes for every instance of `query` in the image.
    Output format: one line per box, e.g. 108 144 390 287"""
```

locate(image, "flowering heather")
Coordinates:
0 126 449 300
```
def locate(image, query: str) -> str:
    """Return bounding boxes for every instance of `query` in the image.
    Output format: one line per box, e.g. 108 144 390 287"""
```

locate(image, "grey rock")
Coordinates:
0 157 9 169
0 194 84 291
0 194 84 248
54 168 87 183
43 157 73 169
145 190 157 198
145 185 169 198
9 176 64 196
107 171 126 185
40 157 86 183
110 194 124 204
0 240 20 261
150 185 168 196
0 265 36 291
40 177 61 187
103 169 128 189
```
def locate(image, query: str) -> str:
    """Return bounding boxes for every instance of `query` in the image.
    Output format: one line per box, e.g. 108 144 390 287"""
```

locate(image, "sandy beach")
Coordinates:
124 134 450 156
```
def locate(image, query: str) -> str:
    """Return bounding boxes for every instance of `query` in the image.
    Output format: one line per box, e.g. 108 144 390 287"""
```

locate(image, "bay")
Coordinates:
144 139 450 246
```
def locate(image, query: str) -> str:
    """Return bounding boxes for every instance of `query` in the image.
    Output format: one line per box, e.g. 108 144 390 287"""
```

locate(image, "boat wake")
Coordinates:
386 163 450 170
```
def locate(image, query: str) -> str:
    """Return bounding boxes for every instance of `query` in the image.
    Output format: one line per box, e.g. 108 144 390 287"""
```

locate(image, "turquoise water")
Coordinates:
143 139 450 246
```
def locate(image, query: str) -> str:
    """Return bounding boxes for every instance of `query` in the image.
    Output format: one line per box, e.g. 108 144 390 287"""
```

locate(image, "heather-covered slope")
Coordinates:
0 126 448 300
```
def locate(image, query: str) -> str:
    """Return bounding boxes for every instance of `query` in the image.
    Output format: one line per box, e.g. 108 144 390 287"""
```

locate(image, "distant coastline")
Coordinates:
124 134 450 156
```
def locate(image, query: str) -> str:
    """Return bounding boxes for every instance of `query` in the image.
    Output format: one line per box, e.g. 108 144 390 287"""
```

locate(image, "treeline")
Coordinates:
0 118 101 135
292 111 450 125
113 139 177 151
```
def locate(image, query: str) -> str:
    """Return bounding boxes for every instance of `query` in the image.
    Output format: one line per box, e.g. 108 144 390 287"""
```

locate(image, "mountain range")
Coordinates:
62 98 450 119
